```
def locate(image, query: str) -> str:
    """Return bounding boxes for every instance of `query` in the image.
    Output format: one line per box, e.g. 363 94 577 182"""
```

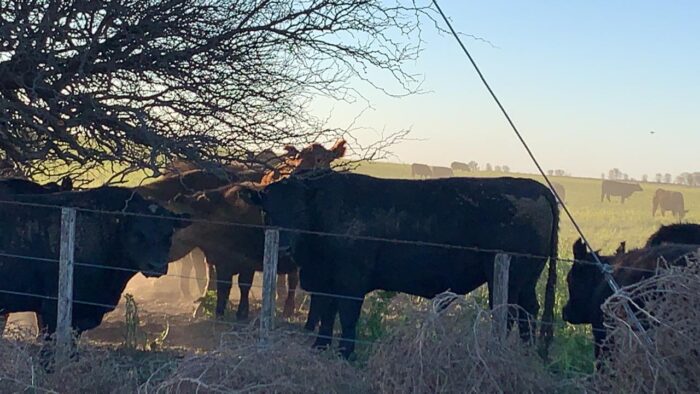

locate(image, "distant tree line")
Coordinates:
607 168 700 187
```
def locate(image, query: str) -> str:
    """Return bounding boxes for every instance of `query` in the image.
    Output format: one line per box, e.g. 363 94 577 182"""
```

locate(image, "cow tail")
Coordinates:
538 196 559 360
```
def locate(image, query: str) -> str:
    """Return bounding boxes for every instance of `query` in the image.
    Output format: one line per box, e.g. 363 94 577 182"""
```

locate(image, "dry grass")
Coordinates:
588 252 700 393
148 329 367 394
366 293 558 393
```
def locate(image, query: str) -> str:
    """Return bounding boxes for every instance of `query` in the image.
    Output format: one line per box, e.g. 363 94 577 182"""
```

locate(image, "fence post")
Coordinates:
259 229 279 347
492 253 511 341
56 207 76 363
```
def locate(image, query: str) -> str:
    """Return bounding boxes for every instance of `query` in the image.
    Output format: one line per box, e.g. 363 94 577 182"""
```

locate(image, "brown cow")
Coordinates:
137 140 346 319
431 166 454 178
601 180 642 204
652 189 688 220
411 163 432 179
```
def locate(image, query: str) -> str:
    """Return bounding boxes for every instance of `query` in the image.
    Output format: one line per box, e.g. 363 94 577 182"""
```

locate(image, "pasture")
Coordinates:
2 162 698 392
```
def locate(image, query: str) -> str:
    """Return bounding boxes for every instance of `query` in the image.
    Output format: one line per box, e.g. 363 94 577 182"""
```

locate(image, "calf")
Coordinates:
563 239 698 359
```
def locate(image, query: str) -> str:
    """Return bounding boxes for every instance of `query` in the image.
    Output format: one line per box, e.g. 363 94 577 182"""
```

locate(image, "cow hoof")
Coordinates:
235 312 249 321
303 321 317 332
282 305 295 319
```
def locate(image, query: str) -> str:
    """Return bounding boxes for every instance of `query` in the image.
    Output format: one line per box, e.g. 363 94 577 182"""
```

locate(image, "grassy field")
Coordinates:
351 160 700 374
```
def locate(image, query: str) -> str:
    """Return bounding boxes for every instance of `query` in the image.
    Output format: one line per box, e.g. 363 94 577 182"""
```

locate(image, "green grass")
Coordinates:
352 160 700 374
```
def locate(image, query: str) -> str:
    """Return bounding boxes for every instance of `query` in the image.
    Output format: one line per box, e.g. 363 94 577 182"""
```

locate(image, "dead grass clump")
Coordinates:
0 327 178 393
589 252 700 393
366 292 556 393
148 329 368 393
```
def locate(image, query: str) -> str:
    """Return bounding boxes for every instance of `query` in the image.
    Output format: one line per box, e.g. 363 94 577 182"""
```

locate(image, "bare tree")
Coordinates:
0 0 432 183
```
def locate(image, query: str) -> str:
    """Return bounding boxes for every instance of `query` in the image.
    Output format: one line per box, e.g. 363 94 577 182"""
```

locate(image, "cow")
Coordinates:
137 140 346 319
646 223 700 247
652 189 688 220
243 172 560 358
450 161 471 172
0 178 74 335
0 187 186 340
410 163 432 179
562 239 698 360
431 166 454 178
551 182 566 204
601 180 642 203
169 184 299 318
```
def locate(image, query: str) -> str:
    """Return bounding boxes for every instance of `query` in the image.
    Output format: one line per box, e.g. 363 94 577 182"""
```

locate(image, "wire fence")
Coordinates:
0 193 689 361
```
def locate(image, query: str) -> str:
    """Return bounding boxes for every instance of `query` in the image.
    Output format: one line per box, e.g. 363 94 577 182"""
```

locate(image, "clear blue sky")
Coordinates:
312 1 699 179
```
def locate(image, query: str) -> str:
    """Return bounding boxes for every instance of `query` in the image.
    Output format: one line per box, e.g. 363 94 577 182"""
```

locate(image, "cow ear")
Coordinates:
330 139 347 158
283 145 300 157
615 241 626 256
239 187 264 206
573 238 587 260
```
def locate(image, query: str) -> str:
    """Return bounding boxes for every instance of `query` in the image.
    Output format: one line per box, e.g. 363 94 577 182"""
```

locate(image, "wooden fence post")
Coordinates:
56 207 76 363
492 253 511 341
259 229 279 346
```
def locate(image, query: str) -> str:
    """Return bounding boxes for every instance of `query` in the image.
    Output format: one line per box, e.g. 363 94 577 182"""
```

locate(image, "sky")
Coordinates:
311 1 700 179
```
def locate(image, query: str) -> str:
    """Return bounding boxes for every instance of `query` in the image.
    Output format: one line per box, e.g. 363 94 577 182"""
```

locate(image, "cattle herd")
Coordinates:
0 141 697 365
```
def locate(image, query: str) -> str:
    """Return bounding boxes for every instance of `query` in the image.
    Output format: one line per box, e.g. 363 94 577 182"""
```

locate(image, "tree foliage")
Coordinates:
0 0 431 181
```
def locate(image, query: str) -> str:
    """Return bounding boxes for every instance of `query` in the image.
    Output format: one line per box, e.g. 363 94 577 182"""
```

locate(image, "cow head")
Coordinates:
562 238 610 325
171 184 264 224
121 197 190 277
262 139 346 185
240 177 311 255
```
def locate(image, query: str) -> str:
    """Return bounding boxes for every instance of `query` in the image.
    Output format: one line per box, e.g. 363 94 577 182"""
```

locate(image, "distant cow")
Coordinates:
0 187 185 338
450 161 471 172
410 163 432 179
431 166 454 178
601 180 642 203
563 239 698 359
246 172 560 358
646 223 700 247
652 189 688 220
551 182 566 204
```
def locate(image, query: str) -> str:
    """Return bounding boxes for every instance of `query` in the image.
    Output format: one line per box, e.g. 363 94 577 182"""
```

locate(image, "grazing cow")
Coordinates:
563 239 698 359
550 182 566 204
652 189 688 220
450 161 471 172
244 172 559 358
410 163 432 179
431 166 454 178
601 180 642 203
646 223 700 247
138 140 346 319
0 187 186 338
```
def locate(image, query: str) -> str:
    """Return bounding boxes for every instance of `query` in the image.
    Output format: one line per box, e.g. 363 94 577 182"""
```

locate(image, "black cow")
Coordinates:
563 239 698 359
601 180 642 203
244 172 559 358
0 178 73 334
0 187 186 337
652 189 688 220
646 223 700 247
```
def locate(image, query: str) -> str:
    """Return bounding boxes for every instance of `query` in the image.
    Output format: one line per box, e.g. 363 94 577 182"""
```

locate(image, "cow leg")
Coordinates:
282 270 299 318
517 286 539 344
214 265 234 318
276 275 287 303
0 313 7 337
179 254 194 299
312 296 337 350
236 269 254 320
337 298 364 359
304 293 322 331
